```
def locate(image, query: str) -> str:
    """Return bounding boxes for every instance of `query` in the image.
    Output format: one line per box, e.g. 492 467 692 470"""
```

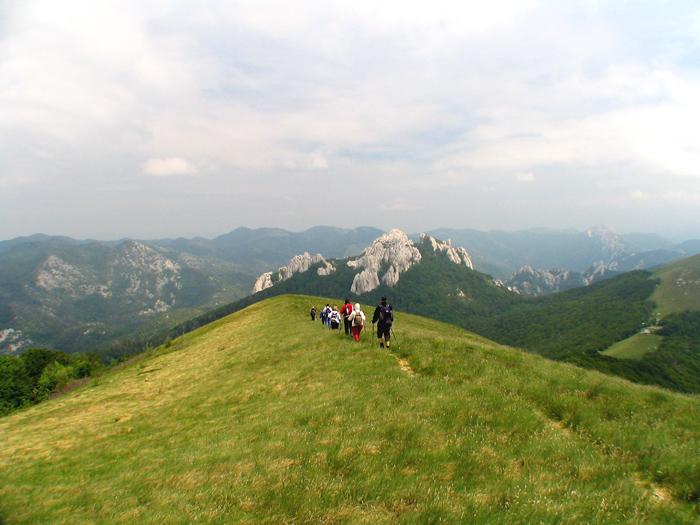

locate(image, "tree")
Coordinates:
0 356 32 415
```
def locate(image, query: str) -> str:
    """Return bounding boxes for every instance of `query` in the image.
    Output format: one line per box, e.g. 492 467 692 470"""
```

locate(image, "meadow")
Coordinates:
0 295 698 524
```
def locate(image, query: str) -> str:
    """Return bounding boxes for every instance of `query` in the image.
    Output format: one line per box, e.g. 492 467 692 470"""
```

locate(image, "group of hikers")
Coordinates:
309 297 394 348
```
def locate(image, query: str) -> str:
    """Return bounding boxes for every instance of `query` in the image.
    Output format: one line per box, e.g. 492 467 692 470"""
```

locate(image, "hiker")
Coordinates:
329 307 342 330
372 296 393 349
310 306 316 321
340 299 353 335
348 303 365 342
321 304 331 328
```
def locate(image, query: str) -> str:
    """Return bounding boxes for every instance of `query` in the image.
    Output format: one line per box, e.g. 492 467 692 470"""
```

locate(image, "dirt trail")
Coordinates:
395 357 416 376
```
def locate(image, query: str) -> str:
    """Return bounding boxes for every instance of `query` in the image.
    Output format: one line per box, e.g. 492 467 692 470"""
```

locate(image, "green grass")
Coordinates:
1 295 699 524
651 253 700 317
602 333 662 360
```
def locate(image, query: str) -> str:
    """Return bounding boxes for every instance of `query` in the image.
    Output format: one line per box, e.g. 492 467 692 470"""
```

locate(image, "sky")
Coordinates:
2 0 700 242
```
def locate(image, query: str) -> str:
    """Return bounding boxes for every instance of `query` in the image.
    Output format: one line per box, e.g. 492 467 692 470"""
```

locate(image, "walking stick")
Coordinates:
390 327 400 349
371 322 374 346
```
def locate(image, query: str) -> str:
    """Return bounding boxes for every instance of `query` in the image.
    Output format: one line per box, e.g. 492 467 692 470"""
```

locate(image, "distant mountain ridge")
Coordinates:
424 226 700 295
423 225 700 280
0 239 255 354
151 226 384 275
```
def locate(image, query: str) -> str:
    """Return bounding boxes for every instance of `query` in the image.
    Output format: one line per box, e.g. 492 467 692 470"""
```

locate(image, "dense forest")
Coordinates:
0 348 104 416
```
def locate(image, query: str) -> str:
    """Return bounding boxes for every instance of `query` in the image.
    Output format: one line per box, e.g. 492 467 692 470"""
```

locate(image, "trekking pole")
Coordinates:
390 327 400 349
371 322 374 346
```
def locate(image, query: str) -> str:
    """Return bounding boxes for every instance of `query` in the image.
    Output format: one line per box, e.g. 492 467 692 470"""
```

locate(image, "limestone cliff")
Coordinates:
419 233 474 269
347 229 422 294
504 262 618 296
252 252 333 293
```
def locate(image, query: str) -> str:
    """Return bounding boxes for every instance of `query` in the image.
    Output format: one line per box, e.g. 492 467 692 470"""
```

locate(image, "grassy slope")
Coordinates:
602 333 662 359
1 295 699 524
651 253 700 317
600 254 700 360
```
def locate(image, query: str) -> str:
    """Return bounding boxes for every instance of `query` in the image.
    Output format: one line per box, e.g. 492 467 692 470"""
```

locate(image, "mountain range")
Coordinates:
1 225 699 358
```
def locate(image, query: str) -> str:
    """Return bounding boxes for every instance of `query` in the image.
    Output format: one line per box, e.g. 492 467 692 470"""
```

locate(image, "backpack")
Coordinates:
379 304 393 325
353 312 363 326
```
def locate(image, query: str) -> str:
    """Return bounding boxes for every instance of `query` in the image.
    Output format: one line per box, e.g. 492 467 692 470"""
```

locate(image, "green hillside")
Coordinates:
1 295 698 524
650 253 700 316
594 255 700 390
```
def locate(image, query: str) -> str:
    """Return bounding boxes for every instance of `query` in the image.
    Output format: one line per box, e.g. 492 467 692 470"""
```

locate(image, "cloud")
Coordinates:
516 172 535 182
3 1 700 240
310 152 328 169
142 158 197 176
631 190 650 200
664 191 700 206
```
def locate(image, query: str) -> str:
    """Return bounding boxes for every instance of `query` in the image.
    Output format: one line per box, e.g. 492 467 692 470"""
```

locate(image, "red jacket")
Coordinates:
340 303 353 317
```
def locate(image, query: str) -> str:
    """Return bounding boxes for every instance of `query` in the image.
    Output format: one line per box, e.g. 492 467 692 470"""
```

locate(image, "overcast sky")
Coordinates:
2 0 700 241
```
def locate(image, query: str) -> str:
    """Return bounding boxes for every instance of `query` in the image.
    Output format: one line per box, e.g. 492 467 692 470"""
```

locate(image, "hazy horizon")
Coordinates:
3 223 699 245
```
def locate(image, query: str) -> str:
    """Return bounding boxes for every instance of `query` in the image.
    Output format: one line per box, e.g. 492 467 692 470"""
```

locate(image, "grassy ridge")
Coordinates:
651 253 700 317
602 333 662 359
1 295 698 524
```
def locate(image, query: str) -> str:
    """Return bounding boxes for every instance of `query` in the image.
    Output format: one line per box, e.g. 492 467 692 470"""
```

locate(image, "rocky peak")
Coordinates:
114 241 181 274
506 266 578 295
36 255 91 292
505 260 622 296
419 233 474 269
279 253 327 280
253 252 333 293
585 226 629 262
348 229 422 294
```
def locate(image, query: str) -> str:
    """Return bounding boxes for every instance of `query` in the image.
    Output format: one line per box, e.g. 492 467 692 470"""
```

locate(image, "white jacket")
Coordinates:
348 303 365 326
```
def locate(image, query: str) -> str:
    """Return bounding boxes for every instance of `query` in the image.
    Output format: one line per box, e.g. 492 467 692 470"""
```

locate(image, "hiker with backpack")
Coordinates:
347 303 366 342
340 299 353 336
329 307 342 330
372 297 393 349
310 306 316 321
321 304 331 328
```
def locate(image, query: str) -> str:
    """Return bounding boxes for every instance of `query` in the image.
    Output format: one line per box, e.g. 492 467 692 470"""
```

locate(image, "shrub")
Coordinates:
32 361 76 401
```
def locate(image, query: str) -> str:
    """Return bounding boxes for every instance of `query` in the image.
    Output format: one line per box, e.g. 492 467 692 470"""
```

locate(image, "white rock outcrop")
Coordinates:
348 229 422 294
419 233 474 269
507 266 574 295
351 268 381 294
317 261 336 276
252 252 332 293
252 272 274 293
